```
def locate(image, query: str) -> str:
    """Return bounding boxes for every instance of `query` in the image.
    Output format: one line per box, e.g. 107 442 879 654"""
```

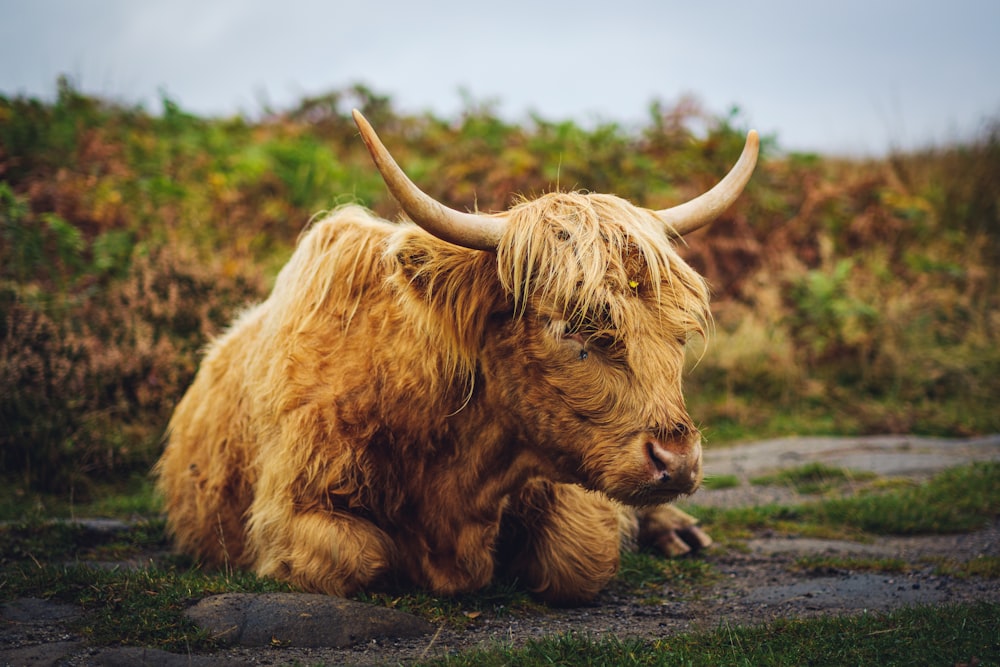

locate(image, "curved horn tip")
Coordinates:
351 108 507 250
352 109 376 143
655 128 760 236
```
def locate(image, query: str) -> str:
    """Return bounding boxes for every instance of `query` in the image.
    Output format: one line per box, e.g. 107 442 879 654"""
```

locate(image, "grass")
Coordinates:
813 462 999 535
8 563 291 650
790 555 911 575
0 475 161 522
0 517 167 564
414 602 1000 666
701 473 741 490
750 462 877 495
0 517 537 644
928 555 1000 580
614 549 718 600
689 462 1000 542
356 583 544 629
0 520 292 651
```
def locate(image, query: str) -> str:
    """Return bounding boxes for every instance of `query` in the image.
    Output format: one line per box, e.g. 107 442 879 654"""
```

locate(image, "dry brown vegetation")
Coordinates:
1 78 997 500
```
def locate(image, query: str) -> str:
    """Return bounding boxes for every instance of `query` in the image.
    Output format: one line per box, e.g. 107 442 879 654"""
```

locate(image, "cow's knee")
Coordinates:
635 504 712 557
254 511 397 596
500 482 622 605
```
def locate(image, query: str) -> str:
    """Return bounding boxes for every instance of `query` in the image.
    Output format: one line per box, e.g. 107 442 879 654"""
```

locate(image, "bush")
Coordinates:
0 248 264 496
1 80 998 497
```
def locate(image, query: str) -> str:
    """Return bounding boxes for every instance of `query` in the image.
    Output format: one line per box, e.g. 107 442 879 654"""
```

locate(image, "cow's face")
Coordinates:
487 193 708 506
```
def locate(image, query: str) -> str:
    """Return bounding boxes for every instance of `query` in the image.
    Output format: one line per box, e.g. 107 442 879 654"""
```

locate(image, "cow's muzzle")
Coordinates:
644 435 702 496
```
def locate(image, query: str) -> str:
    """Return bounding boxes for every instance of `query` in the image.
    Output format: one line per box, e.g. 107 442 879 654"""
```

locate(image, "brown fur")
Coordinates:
155 195 710 604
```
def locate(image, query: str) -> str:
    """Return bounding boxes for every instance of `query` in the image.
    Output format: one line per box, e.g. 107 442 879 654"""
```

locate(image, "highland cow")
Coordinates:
155 110 758 604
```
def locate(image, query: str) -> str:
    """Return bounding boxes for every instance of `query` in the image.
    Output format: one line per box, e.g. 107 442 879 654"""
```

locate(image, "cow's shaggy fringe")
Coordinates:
500 192 710 342
381 193 711 396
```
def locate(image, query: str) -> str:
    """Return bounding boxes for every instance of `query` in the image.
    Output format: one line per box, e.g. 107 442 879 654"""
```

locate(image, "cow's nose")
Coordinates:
646 440 673 483
645 437 702 489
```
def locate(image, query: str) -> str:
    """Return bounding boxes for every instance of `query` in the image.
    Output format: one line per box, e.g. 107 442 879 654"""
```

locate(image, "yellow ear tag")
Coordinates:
628 279 640 290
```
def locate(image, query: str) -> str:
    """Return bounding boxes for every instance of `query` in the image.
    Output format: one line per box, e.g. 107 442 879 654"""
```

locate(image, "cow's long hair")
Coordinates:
384 193 709 395
157 196 711 595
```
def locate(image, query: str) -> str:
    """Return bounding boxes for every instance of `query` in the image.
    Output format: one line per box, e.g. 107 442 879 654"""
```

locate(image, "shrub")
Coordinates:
0 247 264 496
2 81 998 497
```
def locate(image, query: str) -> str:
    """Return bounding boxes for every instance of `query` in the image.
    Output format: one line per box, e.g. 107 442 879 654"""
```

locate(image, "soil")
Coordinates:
2 435 999 666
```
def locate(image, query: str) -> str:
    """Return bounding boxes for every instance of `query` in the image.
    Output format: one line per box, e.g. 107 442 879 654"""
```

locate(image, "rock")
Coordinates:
66 517 134 534
90 646 242 666
184 593 434 648
0 641 85 667
1 597 82 623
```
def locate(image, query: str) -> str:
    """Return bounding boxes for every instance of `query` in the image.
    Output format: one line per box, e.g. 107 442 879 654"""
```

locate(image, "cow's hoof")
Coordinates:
651 523 713 557
636 504 713 558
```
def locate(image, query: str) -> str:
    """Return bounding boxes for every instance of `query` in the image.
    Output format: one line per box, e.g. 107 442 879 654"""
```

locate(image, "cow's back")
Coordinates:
155 207 397 567
155 303 267 566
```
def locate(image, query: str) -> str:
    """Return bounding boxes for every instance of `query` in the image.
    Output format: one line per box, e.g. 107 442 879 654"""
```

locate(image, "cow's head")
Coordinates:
354 110 758 506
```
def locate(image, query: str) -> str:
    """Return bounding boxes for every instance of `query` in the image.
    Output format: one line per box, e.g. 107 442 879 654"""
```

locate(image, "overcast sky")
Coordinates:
2 0 998 156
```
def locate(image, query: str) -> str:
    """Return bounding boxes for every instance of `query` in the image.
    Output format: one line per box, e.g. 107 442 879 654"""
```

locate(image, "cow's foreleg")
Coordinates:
499 482 623 605
252 511 397 596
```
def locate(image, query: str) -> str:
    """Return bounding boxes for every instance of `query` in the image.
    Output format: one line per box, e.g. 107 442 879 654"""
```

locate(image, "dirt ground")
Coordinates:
3 434 999 666
221 434 1000 666
287 528 999 667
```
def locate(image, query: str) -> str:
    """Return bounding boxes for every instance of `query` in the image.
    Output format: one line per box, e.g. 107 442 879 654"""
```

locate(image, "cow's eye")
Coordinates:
556 322 589 360
589 332 617 350
560 323 585 345
585 331 628 366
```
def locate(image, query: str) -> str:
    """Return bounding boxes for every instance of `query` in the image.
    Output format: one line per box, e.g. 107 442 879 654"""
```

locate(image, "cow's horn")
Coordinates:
656 130 759 236
353 109 506 251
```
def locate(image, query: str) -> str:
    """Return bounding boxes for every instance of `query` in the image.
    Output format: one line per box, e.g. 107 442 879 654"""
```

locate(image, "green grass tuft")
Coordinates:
811 462 1000 534
701 474 741 490
691 462 1000 540
354 581 543 628
928 555 1000 579
751 462 877 494
791 555 911 575
614 549 717 599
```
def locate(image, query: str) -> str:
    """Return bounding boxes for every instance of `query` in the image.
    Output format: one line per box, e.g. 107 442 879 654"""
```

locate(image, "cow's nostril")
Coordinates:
646 441 671 481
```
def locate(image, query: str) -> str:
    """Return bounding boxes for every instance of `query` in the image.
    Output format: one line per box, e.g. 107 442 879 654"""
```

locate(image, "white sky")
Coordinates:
2 0 998 156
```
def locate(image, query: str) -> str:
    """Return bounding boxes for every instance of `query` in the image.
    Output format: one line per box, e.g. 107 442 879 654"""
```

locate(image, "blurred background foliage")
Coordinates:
1 77 998 501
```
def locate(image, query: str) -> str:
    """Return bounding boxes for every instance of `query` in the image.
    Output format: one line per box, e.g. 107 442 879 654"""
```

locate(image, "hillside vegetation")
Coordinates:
2 79 998 499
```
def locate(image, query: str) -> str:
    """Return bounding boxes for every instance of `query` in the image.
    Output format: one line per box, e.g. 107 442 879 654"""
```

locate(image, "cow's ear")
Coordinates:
487 304 516 325
396 247 429 269
395 247 430 291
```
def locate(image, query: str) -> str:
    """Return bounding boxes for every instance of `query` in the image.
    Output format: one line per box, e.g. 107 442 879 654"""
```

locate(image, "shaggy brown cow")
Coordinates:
155 111 758 604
